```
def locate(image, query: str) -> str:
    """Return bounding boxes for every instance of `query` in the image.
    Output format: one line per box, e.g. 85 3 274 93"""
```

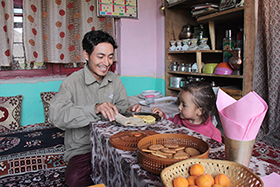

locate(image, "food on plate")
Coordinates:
142 144 201 159
115 114 145 126
133 115 156 124
148 144 164 151
152 152 167 158
185 147 201 157
173 176 189 187
160 148 177 154
155 150 173 158
141 149 156 153
164 143 179 149
173 151 190 159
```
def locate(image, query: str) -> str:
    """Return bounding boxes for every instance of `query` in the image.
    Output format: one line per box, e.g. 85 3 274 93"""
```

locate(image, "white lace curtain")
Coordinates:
0 0 115 66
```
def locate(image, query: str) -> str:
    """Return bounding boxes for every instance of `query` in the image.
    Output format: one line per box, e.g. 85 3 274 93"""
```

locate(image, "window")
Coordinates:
0 0 83 79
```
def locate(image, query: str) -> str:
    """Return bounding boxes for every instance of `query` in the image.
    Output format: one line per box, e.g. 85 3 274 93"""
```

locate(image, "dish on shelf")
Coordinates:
203 63 218 74
138 93 163 99
141 90 161 97
139 96 177 106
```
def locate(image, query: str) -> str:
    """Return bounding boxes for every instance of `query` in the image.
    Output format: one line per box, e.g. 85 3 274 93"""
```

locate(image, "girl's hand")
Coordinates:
151 107 164 118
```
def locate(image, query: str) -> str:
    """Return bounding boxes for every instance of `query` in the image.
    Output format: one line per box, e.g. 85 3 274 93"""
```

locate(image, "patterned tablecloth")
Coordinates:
90 119 280 187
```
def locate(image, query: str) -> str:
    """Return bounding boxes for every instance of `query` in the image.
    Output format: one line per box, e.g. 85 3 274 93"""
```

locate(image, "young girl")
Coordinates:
152 81 222 142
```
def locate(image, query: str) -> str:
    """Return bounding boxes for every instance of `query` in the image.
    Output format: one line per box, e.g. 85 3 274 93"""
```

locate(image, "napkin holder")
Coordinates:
224 136 255 167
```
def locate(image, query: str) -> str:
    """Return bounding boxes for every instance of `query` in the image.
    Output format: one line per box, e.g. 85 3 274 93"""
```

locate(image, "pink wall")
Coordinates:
116 0 165 78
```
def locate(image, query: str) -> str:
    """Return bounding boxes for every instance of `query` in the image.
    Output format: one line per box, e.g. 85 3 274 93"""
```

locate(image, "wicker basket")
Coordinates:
161 158 264 187
137 133 209 175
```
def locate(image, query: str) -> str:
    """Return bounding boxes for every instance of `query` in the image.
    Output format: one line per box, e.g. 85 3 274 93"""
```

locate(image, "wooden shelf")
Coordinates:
168 50 222 54
167 71 243 79
197 6 244 23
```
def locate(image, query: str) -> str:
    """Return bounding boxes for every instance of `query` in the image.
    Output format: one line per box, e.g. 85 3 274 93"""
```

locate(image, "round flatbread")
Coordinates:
149 144 164 151
185 147 200 157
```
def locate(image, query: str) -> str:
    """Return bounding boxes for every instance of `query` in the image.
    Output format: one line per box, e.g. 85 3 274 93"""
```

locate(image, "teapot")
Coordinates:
179 24 194 40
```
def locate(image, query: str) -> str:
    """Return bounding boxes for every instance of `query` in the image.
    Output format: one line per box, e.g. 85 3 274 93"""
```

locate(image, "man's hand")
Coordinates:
95 102 119 121
127 104 142 113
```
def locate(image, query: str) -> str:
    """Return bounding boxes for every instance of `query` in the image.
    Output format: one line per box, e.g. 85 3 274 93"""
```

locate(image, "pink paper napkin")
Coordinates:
216 89 268 141
261 172 280 186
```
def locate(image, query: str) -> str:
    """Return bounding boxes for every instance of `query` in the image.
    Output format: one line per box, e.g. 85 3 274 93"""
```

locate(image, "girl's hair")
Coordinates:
82 30 118 57
181 81 216 123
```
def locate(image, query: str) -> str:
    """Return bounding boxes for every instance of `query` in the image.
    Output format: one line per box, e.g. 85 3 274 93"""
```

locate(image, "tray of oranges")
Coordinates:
160 158 263 187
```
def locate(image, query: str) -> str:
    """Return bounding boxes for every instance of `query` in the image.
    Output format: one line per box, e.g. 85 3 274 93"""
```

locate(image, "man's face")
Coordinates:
83 42 114 81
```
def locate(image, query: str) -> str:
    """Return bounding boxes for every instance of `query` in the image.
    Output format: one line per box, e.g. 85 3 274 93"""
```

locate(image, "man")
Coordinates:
49 30 141 187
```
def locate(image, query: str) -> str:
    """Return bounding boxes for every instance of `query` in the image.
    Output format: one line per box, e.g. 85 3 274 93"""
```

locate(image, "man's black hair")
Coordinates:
82 30 118 57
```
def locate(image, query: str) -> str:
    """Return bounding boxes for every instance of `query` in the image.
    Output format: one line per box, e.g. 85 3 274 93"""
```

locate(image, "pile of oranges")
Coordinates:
173 163 230 187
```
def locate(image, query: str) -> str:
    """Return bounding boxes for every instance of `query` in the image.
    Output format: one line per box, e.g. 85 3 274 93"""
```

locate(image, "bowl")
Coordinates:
216 62 232 69
203 63 218 74
214 67 233 75
137 133 209 175
161 158 264 187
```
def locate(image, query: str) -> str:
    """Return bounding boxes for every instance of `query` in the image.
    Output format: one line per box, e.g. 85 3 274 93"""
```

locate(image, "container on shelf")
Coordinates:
223 30 235 62
170 77 183 88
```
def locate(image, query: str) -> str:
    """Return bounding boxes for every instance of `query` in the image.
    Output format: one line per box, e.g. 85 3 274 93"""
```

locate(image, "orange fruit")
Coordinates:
214 174 230 187
212 184 223 187
187 175 198 185
189 185 198 187
173 176 189 187
190 163 205 176
195 174 212 187
205 173 214 185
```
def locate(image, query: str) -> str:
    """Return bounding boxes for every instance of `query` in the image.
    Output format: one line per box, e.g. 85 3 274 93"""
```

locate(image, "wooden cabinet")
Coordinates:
164 0 256 100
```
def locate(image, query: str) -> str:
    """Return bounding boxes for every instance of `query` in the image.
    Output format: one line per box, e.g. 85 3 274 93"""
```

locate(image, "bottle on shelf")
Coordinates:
236 27 244 50
223 30 235 62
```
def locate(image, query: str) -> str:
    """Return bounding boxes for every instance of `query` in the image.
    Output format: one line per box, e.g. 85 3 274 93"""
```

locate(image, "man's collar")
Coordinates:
84 65 113 85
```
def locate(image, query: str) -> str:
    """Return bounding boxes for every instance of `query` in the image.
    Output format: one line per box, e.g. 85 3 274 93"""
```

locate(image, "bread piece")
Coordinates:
173 152 190 159
164 144 179 149
160 148 177 154
151 152 167 158
142 149 156 153
174 147 185 151
156 151 173 158
149 144 164 151
184 147 200 157
133 115 156 124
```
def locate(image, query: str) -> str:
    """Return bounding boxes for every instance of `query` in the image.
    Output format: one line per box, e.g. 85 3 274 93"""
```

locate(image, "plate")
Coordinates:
112 112 161 127
139 96 177 106
138 93 163 99
141 90 161 97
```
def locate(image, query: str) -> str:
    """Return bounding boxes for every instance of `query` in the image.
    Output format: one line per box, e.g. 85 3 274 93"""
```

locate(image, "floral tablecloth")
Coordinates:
90 119 280 187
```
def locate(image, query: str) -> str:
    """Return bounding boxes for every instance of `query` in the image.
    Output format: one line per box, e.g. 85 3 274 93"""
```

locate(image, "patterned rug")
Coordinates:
0 124 67 186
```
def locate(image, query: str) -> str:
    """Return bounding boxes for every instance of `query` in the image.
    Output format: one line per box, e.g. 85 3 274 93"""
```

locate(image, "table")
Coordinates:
89 119 280 187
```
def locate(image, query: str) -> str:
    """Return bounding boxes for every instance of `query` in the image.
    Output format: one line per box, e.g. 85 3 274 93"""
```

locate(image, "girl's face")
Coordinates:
83 42 114 82
178 91 203 124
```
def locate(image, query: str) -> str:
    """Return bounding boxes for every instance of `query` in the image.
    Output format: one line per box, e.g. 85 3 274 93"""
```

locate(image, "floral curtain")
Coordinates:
23 0 114 64
254 0 280 146
0 0 14 66
0 0 114 67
